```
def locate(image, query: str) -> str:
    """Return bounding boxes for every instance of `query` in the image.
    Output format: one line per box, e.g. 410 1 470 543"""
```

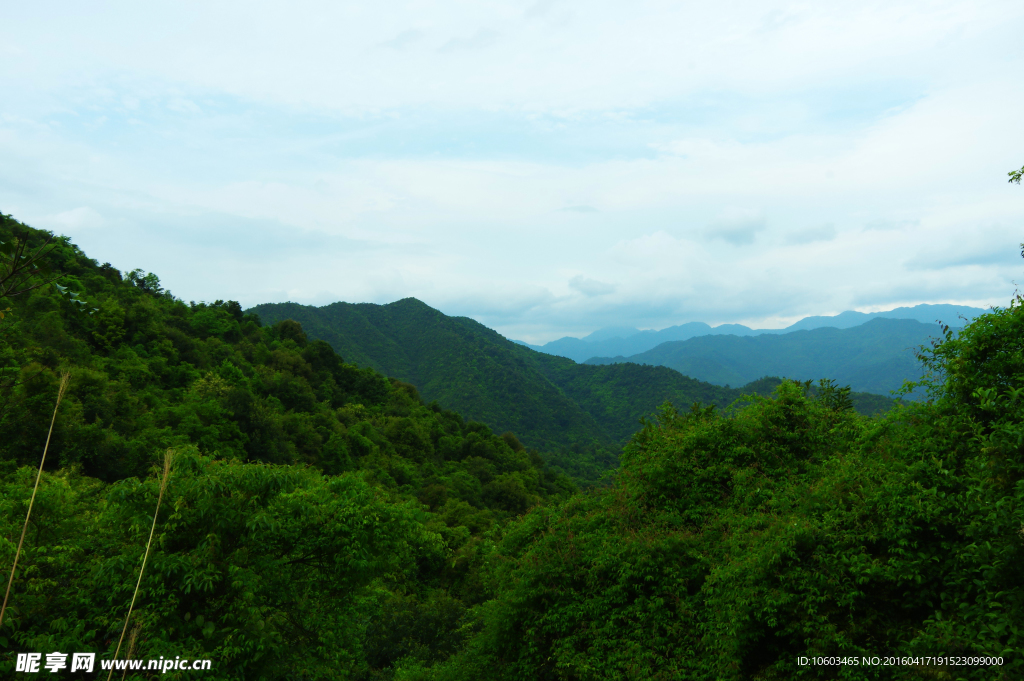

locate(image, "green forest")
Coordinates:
2 211 1023 679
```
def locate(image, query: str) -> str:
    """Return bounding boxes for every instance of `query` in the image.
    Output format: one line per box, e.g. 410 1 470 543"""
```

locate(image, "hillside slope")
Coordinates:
248 299 614 452
0 213 584 679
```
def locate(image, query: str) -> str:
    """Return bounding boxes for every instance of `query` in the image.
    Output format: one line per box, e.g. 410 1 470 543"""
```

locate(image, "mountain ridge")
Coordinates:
520 303 984 362
585 317 946 395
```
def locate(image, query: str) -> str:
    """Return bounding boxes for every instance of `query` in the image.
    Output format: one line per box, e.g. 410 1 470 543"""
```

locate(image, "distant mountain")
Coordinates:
247 299 900 464
526 303 985 362
581 326 641 343
586 317 949 395
782 303 983 332
527 322 763 362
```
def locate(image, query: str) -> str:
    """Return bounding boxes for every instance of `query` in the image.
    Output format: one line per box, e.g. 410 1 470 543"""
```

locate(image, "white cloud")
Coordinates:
864 218 919 231
378 29 423 50
437 28 500 54
569 275 614 296
166 98 201 114
525 0 558 19
785 223 836 244
36 206 105 232
705 208 766 245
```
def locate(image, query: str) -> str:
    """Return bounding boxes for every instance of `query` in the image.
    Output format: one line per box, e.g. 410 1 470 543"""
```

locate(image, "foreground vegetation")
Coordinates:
2 213 1023 679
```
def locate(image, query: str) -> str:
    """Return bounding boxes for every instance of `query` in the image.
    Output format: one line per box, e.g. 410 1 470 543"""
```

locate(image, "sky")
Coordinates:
2 0 1023 344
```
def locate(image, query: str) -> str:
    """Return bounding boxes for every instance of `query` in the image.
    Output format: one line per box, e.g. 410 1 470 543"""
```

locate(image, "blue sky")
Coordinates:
2 0 1023 343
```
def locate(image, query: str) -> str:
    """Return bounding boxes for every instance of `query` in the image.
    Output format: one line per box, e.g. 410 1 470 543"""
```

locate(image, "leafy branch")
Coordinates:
0 229 62 303
1010 165 1024 185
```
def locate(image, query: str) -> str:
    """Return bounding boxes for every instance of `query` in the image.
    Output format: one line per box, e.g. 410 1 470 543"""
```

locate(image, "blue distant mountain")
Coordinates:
585 318 948 396
519 303 986 363
781 304 982 331
581 326 642 342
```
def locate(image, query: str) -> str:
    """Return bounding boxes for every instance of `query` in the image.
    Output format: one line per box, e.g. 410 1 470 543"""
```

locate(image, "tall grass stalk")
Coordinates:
0 370 71 630
120 622 142 681
107 448 174 680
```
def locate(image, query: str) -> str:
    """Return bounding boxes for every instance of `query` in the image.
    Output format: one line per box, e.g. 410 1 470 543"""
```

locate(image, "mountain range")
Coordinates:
248 298 902 476
515 303 984 363
586 317 944 395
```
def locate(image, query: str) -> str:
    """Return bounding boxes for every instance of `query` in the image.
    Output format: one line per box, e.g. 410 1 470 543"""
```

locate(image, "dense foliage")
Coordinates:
0 214 575 678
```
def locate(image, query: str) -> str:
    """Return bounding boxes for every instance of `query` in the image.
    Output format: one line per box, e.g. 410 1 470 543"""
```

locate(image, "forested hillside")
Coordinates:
245 299 612 454
249 300 899 456
587 317 947 395
0 215 576 678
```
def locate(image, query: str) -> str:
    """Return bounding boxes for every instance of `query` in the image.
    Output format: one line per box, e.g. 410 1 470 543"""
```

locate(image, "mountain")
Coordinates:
782 303 984 332
586 317 947 395
248 299 901 457
0 217 581 497
521 321 761 362
526 303 986 362
245 299 613 453
581 326 641 342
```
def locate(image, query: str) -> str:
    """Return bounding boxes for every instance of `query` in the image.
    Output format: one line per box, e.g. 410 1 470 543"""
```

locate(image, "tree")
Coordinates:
0 221 61 304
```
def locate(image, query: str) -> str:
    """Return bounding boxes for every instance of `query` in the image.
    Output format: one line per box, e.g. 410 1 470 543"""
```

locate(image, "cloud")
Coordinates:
437 29 499 54
785 223 836 244
167 98 201 114
705 208 766 245
525 0 558 19
37 206 105 232
757 9 801 34
558 205 598 213
904 244 1021 271
446 285 556 318
864 218 919 231
378 29 423 50
569 275 615 296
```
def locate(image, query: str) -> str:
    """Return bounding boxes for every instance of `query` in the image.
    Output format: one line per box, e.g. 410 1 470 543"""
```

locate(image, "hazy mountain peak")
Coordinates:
783 303 986 332
530 303 987 363
581 326 642 343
